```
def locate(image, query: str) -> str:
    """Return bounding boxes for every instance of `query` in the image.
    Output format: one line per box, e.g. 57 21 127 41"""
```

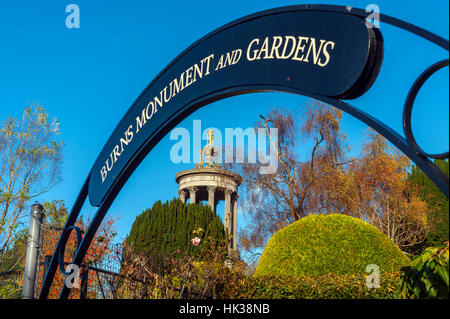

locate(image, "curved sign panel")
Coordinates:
88 9 383 206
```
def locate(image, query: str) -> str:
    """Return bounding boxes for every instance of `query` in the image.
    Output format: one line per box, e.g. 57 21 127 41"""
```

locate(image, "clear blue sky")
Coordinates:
0 1 448 254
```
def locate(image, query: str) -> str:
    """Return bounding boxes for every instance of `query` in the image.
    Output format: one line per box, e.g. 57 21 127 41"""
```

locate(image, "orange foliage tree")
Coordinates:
290 127 432 253
339 130 432 253
35 200 118 299
230 101 433 261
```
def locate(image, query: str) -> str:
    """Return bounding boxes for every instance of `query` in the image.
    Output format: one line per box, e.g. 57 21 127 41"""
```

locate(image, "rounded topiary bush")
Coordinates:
255 214 410 277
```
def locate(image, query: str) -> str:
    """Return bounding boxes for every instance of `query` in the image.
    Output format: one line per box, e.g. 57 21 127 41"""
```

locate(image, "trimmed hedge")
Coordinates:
220 273 401 299
255 214 410 276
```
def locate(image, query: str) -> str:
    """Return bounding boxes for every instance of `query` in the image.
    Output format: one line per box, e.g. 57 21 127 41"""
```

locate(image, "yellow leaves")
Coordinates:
387 283 395 293
437 242 449 261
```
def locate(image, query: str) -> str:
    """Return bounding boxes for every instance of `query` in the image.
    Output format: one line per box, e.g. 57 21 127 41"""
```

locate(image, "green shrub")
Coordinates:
398 242 449 298
408 159 449 250
125 198 227 272
255 214 410 276
220 273 401 299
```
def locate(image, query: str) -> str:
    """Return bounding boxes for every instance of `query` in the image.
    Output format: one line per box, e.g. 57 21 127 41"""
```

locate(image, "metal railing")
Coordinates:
1 247 212 299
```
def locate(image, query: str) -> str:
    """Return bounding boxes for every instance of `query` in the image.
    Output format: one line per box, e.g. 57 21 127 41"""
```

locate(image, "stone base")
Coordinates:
228 248 240 261
224 249 241 269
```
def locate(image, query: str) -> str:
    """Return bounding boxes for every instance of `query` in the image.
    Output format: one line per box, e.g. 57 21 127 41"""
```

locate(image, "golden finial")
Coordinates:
206 129 214 146
197 129 220 168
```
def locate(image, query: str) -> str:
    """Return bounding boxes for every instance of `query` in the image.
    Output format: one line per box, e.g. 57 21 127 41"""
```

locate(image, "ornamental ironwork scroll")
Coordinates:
39 4 449 299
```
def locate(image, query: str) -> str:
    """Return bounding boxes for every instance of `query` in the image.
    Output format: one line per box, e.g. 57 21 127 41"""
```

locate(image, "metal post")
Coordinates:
43 255 52 276
22 203 44 299
79 265 89 299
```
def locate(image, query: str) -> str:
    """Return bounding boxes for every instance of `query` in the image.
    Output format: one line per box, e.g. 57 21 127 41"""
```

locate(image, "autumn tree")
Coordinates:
230 100 434 261
36 200 118 299
43 199 68 231
0 103 63 271
226 100 349 262
342 129 432 254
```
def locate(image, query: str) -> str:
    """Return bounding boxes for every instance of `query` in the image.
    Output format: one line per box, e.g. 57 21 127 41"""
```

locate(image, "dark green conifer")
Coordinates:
408 159 449 248
126 198 227 272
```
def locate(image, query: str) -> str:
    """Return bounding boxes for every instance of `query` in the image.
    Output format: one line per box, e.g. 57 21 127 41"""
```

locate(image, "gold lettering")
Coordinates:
225 51 233 66
185 66 194 88
318 41 335 67
112 145 121 162
215 54 224 71
100 165 107 183
232 49 242 64
304 38 326 64
153 91 163 110
280 36 296 59
269 36 283 59
172 72 185 97
257 37 270 59
193 62 203 82
201 54 214 76
292 36 309 61
135 107 147 134
246 38 260 61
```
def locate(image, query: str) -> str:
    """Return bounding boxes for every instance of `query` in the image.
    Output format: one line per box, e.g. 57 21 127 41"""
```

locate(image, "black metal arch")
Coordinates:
403 59 449 159
39 4 449 299
58 226 82 276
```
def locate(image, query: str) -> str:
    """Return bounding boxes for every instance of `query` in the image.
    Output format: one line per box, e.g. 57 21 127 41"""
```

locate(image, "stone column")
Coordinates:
207 186 216 212
224 189 232 237
178 189 187 203
189 186 198 204
232 194 238 250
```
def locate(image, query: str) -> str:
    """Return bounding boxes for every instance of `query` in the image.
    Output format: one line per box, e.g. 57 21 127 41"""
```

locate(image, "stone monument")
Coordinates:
175 130 241 261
